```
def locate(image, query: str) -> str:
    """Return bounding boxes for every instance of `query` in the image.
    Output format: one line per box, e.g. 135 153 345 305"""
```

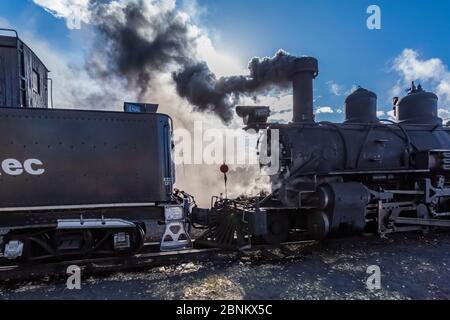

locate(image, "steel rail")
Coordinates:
0 240 317 283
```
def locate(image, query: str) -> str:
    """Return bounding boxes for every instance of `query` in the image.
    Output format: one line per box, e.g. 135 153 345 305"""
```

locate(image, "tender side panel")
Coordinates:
0 108 173 208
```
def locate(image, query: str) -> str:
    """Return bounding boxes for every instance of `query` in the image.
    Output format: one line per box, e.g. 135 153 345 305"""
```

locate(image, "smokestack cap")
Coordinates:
290 57 319 78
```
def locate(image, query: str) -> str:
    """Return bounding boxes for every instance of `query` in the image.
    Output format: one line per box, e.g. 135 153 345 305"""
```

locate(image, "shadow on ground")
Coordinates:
1 232 450 300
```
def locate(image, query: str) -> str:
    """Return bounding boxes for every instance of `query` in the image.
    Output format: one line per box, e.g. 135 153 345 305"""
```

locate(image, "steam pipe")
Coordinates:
291 57 319 123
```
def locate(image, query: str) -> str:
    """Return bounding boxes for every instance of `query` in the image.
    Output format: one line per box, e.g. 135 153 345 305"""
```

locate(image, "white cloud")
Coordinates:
193 33 244 77
316 106 334 114
239 93 293 123
387 110 396 121
376 110 386 117
180 0 207 22
33 0 92 24
348 85 359 94
390 81 403 97
393 49 450 107
327 81 343 96
327 81 358 96
439 108 450 120
437 80 450 105
393 49 447 83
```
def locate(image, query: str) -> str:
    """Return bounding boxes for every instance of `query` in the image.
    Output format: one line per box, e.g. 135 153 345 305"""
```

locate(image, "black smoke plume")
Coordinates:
86 0 301 123
86 0 194 99
173 51 300 122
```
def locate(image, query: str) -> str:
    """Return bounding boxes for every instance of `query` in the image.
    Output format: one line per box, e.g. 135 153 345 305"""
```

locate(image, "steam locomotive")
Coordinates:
194 56 450 248
2 29 450 263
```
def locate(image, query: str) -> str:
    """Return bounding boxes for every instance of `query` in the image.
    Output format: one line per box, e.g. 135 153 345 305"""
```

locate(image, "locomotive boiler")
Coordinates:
194 57 450 248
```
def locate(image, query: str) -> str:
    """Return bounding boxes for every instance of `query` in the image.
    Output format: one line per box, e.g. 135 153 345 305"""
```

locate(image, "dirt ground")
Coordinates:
1 232 450 300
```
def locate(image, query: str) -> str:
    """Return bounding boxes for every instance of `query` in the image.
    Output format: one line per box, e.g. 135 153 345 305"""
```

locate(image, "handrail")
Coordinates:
0 28 19 38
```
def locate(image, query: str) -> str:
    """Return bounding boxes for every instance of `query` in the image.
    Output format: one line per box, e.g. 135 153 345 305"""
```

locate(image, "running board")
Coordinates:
57 218 136 230
395 217 450 228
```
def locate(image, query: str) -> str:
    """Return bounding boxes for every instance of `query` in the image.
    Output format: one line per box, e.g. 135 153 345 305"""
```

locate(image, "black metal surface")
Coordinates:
344 87 379 123
0 35 19 108
395 217 450 228
0 107 174 209
0 32 48 109
291 57 318 123
248 210 268 236
324 182 370 234
396 84 441 125
283 122 450 173
124 102 159 113
234 55 450 241
235 106 271 126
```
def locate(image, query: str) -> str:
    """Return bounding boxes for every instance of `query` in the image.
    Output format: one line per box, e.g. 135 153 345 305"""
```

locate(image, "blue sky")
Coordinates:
1 0 450 122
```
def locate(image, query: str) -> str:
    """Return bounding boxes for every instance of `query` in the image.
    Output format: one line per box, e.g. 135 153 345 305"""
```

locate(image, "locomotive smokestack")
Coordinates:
291 57 319 123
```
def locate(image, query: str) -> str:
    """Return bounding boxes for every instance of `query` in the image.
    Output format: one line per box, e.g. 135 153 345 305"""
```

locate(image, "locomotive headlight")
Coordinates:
164 205 184 221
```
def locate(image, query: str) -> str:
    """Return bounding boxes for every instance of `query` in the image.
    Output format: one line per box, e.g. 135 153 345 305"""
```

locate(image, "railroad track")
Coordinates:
0 240 317 283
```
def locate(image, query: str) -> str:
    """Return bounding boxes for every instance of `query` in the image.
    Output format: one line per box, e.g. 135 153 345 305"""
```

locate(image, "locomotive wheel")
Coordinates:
307 211 330 240
130 223 146 254
262 213 291 245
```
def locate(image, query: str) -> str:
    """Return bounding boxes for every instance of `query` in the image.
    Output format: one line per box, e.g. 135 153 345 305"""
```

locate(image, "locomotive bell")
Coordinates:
395 83 441 125
344 87 379 123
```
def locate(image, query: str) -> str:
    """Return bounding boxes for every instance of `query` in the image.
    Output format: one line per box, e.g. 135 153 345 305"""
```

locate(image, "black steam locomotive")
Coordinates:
195 56 450 249
2 29 450 263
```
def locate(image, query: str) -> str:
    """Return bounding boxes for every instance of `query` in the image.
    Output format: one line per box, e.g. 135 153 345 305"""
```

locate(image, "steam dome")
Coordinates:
396 84 441 125
344 87 379 123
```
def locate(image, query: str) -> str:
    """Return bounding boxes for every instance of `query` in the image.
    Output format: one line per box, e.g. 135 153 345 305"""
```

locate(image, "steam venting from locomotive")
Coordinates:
85 0 316 123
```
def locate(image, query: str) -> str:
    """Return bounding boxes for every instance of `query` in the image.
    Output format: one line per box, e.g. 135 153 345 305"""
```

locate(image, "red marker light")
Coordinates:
220 164 229 174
